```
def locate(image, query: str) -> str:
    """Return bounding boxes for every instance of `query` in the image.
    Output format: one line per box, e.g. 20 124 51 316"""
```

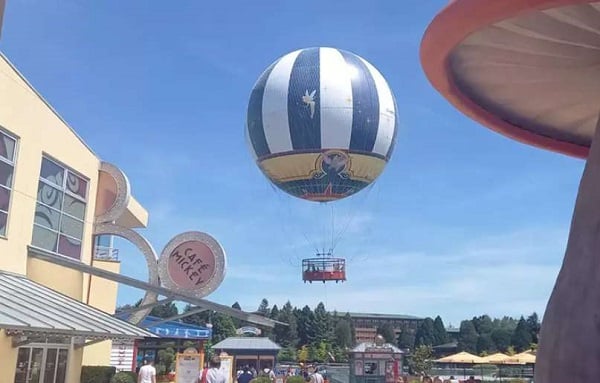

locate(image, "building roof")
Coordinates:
116 314 212 340
212 337 282 351
0 271 154 339
351 342 404 354
335 312 423 320
432 341 458 350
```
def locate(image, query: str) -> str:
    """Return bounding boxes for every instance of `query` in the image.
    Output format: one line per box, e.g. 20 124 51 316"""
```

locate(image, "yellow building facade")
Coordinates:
0 47 149 383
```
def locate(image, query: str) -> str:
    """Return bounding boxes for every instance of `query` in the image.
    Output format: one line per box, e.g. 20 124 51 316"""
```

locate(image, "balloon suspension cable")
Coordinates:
331 182 377 250
330 203 335 253
269 183 318 267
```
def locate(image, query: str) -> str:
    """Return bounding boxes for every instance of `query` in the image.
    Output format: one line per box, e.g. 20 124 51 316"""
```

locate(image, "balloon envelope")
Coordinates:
247 47 398 202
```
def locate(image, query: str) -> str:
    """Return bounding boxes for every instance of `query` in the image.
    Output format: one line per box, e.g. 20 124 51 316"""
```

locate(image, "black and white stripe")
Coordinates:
247 47 397 160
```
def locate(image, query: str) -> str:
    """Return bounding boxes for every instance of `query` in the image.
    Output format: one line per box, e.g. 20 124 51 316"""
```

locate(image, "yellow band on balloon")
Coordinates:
257 152 387 184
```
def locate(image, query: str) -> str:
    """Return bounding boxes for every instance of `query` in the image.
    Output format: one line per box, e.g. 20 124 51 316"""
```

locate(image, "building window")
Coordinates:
0 129 17 237
32 156 88 259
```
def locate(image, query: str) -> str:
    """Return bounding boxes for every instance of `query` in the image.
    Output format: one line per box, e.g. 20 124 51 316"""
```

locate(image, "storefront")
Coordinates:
211 337 281 372
0 271 154 383
111 315 212 372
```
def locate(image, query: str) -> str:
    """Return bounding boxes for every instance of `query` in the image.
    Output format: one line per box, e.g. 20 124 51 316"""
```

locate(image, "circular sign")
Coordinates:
158 231 227 297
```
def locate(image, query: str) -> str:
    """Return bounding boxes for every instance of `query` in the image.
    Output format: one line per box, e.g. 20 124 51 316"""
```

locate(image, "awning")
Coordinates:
0 271 155 340
116 314 212 340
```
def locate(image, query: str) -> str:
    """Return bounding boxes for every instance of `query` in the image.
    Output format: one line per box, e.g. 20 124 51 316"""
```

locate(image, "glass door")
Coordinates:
14 347 43 383
14 346 68 383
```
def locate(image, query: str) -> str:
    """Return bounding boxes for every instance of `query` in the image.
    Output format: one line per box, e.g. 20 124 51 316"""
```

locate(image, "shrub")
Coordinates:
250 377 273 383
81 366 117 383
110 372 137 383
287 376 305 383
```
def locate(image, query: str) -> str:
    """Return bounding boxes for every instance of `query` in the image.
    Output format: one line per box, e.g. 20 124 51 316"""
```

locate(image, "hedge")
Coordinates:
81 366 117 383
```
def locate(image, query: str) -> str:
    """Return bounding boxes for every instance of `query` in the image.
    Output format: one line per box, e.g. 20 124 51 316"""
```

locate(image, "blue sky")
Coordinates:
0 0 584 326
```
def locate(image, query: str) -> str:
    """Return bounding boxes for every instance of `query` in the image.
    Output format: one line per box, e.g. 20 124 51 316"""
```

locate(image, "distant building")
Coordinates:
112 315 212 372
336 312 424 344
212 337 281 372
446 325 460 342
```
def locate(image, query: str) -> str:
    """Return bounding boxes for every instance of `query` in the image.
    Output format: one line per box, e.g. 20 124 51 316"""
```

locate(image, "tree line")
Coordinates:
117 299 541 361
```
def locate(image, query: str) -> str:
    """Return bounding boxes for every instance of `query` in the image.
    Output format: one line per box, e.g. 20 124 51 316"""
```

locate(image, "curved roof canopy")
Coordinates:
421 0 600 158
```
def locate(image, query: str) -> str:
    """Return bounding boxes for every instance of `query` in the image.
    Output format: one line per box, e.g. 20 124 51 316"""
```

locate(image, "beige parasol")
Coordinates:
480 353 510 364
435 351 485 364
505 351 536 365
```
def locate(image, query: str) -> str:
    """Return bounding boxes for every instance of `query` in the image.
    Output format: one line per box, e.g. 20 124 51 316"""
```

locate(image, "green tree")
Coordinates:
491 328 512 352
408 345 433 376
150 302 178 318
210 313 236 343
115 298 142 314
432 316 448 346
472 315 494 335
493 316 518 331
511 317 532 352
415 318 435 347
297 345 309 362
315 341 331 362
332 345 349 363
458 320 478 353
526 313 540 344
344 312 356 345
377 322 397 344
476 334 495 354
296 305 315 346
270 305 280 319
397 329 415 349
181 304 210 326
274 301 298 347
230 302 242 328
277 346 297 362
257 298 270 316
313 302 333 343
335 319 353 349
156 347 175 375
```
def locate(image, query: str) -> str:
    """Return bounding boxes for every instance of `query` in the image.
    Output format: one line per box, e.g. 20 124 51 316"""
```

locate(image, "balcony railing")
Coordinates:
94 245 119 261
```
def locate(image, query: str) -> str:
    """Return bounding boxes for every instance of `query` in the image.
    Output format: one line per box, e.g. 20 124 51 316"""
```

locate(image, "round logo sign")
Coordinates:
158 231 226 297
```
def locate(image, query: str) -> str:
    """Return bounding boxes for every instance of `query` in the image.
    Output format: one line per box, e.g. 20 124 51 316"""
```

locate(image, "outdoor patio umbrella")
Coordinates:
506 351 536 365
436 351 485 364
480 353 510 364
420 1 600 382
436 352 484 379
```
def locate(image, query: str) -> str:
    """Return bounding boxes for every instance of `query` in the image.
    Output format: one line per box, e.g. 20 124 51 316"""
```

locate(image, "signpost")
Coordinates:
219 354 234 383
175 349 203 383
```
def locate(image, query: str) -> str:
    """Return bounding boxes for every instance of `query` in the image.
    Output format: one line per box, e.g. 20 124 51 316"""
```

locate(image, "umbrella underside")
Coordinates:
449 2 600 148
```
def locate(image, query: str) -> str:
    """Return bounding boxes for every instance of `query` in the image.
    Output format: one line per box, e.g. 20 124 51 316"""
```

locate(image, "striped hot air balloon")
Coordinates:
246 47 398 202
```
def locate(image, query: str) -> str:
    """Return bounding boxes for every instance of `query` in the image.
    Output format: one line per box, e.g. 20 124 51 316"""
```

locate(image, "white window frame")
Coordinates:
32 155 89 260
0 127 18 238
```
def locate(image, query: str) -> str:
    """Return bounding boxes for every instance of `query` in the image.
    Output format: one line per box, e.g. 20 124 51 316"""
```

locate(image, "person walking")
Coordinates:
198 356 227 383
237 366 254 383
138 359 157 383
309 366 324 383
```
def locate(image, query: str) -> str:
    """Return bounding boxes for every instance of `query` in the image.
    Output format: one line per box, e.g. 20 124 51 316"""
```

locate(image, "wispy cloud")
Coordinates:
215 225 567 324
